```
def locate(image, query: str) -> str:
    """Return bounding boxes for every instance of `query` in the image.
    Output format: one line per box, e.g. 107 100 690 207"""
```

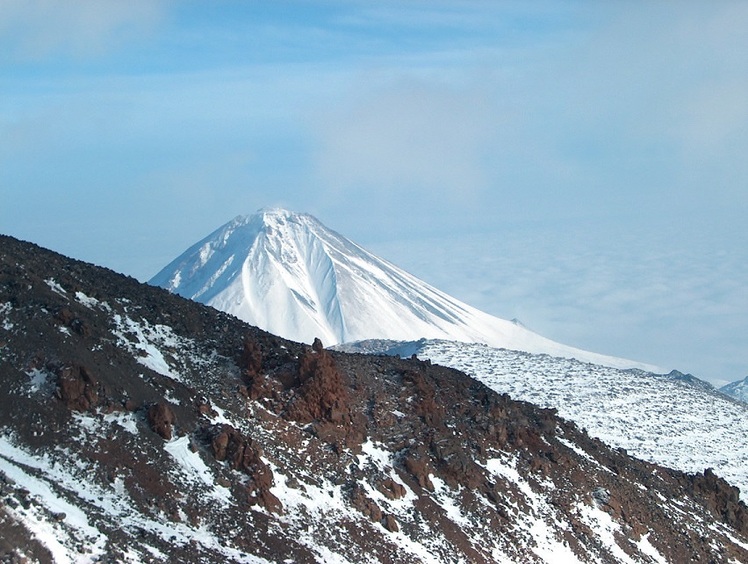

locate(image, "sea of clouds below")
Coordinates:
369 220 748 387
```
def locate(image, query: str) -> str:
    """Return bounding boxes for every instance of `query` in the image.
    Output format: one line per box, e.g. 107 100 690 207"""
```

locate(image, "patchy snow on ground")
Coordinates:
25 368 52 396
0 435 109 562
1 301 13 330
164 435 231 505
111 314 182 380
75 291 109 311
428 475 470 528
44 278 67 297
636 534 668 564
0 433 272 563
575 502 637 564
102 410 139 435
481 454 580 563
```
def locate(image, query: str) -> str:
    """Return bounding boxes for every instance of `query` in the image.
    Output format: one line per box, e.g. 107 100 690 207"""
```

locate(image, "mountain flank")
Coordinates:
1 234 747 563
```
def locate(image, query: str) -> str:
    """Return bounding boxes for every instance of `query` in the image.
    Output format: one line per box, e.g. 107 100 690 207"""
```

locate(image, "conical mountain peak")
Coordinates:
151 210 657 371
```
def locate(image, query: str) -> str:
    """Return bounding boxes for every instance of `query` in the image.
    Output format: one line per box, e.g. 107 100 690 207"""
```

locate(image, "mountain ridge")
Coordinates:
337 338 748 501
2 233 748 562
151 208 659 372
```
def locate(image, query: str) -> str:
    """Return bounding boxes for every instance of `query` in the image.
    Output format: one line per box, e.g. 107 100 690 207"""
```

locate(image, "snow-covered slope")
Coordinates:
721 376 748 403
151 208 657 372
339 339 748 499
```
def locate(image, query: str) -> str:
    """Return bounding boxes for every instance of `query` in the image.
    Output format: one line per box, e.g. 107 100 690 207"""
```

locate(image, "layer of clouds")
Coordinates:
307 1 748 236
371 220 748 386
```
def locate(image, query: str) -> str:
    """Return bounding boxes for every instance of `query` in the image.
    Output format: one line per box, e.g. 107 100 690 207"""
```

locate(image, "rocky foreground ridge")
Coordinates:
1 234 747 563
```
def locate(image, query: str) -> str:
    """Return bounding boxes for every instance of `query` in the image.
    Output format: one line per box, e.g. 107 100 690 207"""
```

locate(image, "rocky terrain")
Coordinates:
338 339 748 503
2 234 748 563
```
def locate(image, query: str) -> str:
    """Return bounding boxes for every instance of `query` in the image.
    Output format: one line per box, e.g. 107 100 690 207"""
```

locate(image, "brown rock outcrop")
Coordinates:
285 346 350 425
209 424 280 513
147 402 176 440
55 364 98 411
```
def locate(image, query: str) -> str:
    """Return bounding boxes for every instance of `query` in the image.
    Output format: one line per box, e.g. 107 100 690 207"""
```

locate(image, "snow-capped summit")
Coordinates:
151 208 657 371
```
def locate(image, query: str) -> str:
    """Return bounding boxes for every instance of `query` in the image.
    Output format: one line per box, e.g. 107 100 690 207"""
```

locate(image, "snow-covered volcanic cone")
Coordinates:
151 208 657 371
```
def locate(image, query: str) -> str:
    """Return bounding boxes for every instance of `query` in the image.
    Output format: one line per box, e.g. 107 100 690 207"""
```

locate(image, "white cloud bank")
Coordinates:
371 219 748 386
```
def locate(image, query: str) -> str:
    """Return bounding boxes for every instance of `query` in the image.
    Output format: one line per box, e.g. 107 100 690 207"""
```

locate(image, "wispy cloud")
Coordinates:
311 75 498 212
302 2 746 236
539 1 748 209
0 0 165 60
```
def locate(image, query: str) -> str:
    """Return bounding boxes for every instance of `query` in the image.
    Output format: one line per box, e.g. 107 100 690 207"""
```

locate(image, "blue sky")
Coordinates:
2 1 747 384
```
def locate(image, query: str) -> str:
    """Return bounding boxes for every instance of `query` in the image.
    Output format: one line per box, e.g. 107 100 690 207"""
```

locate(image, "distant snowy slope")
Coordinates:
339 339 748 499
151 208 657 372
721 376 748 403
